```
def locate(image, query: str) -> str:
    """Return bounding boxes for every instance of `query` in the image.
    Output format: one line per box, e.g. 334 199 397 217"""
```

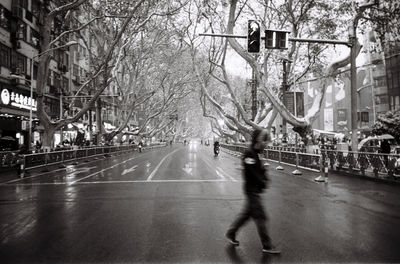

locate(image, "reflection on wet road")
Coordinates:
1 143 400 263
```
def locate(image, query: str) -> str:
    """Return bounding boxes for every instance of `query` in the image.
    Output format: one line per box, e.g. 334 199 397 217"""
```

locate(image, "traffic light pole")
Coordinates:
281 60 289 141
251 54 258 121
200 31 355 148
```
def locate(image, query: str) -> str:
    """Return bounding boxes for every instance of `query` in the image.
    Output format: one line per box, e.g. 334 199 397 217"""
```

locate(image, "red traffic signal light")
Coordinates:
247 20 261 53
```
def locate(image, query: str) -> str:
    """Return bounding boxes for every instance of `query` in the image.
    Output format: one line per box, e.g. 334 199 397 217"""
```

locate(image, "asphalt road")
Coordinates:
1 143 400 263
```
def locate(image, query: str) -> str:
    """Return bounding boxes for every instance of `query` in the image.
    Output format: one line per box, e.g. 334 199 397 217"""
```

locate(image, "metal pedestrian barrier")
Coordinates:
17 143 167 178
220 143 400 182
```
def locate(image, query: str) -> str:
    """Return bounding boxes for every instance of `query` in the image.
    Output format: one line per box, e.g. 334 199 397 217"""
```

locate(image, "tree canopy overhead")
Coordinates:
32 0 400 148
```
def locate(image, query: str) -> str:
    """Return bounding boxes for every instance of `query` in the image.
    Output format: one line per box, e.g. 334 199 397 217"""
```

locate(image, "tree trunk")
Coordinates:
42 125 57 151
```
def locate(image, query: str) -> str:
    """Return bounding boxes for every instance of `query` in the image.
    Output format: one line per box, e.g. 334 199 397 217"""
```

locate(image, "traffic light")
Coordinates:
247 20 261 53
265 29 290 49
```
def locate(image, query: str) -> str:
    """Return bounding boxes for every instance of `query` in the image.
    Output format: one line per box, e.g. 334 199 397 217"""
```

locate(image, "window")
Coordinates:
73 64 79 76
31 29 40 46
361 112 369 122
16 22 24 39
47 70 52 86
375 78 386 87
0 5 11 30
33 63 38 80
11 52 27 75
11 0 27 19
387 72 393 89
375 94 388 105
31 0 40 16
0 43 10 68
63 53 69 68
54 72 61 89
62 76 69 92
18 0 28 9
394 72 399 88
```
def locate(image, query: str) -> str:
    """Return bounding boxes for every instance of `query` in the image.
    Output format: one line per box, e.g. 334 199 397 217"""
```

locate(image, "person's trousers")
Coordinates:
227 192 272 248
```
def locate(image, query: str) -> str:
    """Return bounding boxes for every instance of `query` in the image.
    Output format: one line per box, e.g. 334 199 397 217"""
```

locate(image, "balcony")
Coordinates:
371 65 386 78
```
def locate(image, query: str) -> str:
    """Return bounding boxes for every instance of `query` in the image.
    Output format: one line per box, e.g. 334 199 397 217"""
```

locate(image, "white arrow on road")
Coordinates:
122 165 138 176
66 166 97 175
182 164 193 175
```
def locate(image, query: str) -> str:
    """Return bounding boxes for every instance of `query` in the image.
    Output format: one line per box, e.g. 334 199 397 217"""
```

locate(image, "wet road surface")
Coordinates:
1 143 400 263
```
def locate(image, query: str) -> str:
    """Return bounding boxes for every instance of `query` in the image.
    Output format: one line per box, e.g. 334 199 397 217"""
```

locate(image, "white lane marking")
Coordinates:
122 165 138 176
78 179 230 184
146 148 181 181
1 167 67 184
215 170 226 180
1 150 151 185
1 179 235 187
200 154 238 182
217 166 237 182
69 155 141 185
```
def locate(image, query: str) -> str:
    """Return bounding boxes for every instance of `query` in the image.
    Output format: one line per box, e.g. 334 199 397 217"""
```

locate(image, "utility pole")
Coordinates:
350 22 358 152
251 55 258 121
281 59 290 140
349 0 378 152
200 0 378 147
96 97 102 145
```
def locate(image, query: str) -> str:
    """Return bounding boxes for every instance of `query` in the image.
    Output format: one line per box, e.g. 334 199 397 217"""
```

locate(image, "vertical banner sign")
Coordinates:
295 92 304 117
284 92 294 115
284 92 304 117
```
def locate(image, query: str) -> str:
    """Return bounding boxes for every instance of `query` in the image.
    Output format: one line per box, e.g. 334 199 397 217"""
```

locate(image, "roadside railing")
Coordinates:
0 143 167 178
220 143 400 180
22 143 166 172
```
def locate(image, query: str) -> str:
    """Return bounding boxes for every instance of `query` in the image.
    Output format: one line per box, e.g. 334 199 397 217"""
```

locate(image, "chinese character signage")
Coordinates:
0 88 37 111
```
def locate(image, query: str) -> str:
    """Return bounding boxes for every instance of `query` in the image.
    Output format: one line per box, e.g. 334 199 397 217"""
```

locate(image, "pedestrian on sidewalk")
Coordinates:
226 128 280 254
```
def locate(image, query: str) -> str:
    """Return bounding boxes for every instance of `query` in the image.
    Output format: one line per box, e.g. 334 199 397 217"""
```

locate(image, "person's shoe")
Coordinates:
262 246 281 254
225 233 239 246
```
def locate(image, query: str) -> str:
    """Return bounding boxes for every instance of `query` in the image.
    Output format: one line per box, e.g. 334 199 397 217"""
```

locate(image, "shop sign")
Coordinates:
0 88 37 111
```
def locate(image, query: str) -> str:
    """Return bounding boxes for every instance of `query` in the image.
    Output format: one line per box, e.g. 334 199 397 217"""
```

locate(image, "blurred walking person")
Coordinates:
226 129 280 254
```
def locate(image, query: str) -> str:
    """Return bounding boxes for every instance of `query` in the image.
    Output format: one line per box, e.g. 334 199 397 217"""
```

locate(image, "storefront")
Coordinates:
0 82 38 150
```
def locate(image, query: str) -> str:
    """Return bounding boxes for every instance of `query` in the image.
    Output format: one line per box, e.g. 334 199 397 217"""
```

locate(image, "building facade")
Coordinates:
0 0 123 150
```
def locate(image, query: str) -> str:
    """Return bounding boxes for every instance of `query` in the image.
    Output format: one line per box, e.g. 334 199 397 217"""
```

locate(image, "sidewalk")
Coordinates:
222 148 400 186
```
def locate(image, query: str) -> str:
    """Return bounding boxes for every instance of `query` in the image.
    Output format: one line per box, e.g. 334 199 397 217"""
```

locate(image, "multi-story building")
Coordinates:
384 31 400 111
0 0 120 149
0 0 71 149
299 29 391 140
